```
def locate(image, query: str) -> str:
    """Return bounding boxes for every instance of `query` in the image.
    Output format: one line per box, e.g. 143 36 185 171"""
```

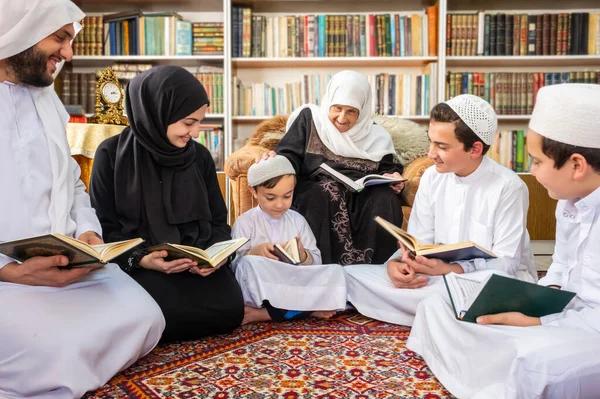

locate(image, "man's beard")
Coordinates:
5 46 54 87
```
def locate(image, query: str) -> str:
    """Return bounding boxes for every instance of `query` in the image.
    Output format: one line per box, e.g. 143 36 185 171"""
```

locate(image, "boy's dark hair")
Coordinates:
254 174 296 189
430 103 491 156
541 136 600 172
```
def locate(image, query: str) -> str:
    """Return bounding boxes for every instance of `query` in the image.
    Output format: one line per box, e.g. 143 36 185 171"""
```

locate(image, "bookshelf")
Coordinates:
69 0 599 240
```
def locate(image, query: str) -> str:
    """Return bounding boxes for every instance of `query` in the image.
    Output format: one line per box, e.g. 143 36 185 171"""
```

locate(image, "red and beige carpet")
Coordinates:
85 311 453 398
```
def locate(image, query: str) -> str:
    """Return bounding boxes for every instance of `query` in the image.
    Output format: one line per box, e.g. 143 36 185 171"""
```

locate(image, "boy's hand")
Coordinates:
296 236 310 264
399 242 463 276
386 259 428 289
476 312 541 327
249 243 279 260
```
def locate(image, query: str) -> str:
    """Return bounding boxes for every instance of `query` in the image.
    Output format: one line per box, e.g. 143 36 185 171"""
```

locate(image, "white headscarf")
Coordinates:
285 70 396 162
1 0 85 234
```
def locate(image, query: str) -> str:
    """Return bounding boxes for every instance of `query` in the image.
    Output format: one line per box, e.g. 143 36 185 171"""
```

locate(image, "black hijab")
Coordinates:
114 65 212 246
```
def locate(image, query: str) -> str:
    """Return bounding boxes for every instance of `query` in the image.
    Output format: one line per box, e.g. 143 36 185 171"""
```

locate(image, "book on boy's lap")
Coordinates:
443 272 576 323
147 237 249 268
273 237 302 264
0 234 144 266
318 163 407 192
374 216 496 262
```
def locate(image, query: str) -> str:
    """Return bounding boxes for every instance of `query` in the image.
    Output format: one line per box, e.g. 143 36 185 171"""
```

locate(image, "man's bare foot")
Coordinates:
310 310 337 319
242 306 272 325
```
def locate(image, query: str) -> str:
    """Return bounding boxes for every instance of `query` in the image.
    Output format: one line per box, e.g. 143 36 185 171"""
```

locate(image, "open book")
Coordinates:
147 237 249 268
273 237 303 265
444 272 576 323
0 234 143 267
319 163 406 192
375 216 496 262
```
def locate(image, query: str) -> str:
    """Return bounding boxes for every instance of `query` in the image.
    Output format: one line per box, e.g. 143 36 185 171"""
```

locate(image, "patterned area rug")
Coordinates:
86 312 453 398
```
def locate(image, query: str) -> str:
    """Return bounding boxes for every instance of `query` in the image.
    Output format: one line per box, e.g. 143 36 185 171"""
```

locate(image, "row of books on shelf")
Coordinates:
488 130 529 173
446 70 599 115
231 6 438 58
193 125 224 170
57 66 224 114
447 11 600 57
72 10 224 56
233 65 437 117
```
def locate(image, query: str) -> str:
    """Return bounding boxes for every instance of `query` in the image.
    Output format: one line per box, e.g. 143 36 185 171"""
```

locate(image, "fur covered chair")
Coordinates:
225 115 433 228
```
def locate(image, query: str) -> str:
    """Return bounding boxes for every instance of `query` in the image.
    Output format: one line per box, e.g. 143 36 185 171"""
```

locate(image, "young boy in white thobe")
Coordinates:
407 84 600 399
0 1 164 397
344 94 536 326
232 155 346 324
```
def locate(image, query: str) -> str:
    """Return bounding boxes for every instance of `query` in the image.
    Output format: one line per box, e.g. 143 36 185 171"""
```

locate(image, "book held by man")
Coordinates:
0 234 144 266
273 237 302 265
443 272 576 323
319 163 406 192
147 237 249 268
374 216 496 262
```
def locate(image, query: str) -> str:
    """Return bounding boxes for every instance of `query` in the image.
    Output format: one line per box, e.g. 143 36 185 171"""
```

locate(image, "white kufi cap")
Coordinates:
529 84 600 149
248 155 296 187
445 94 498 145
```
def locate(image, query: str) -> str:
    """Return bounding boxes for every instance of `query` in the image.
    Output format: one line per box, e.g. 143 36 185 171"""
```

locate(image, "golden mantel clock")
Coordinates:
88 67 129 126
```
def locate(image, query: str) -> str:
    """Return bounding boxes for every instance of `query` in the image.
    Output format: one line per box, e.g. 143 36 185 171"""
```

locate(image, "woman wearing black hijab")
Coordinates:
90 66 244 342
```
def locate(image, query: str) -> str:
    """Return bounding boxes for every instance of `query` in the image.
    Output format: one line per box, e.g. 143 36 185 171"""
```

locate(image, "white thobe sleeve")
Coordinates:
298 216 322 265
538 207 567 287
0 254 15 269
541 307 600 334
231 217 252 258
69 159 102 239
454 185 529 275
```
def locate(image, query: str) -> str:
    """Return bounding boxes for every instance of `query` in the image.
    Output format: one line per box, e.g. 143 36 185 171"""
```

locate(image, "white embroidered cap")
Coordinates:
529 84 600 149
445 94 498 145
248 155 296 187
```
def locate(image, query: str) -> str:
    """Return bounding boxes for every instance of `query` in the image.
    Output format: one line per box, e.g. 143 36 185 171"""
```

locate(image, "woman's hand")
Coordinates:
139 250 197 274
255 150 277 163
383 172 406 194
189 258 227 277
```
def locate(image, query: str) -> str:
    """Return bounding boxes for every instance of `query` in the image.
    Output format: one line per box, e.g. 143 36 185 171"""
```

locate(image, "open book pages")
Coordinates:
273 237 301 264
0 233 143 266
374 216 495 262
319 163 406 192
443 272 489 319
443 272 577 323
147 237 249 268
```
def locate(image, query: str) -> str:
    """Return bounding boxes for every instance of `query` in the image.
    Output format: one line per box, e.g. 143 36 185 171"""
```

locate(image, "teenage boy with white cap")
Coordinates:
232 155 347 324
406 84 600 399
344 94 536 326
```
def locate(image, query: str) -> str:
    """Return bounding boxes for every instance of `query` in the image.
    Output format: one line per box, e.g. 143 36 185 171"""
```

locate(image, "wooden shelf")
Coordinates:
446 55 600 67
232 115 430 123
72 55 224 64
232 56 438 68
497 115 532 121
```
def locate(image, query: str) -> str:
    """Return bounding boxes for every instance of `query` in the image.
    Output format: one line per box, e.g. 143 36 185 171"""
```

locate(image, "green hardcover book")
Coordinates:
516 130 525 172
444 273 576 323
385 14 392 56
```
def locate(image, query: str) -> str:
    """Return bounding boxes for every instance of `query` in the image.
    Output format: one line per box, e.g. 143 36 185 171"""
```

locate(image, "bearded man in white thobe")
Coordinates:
0 1 165 398
344 94 537 326
407 84 600 399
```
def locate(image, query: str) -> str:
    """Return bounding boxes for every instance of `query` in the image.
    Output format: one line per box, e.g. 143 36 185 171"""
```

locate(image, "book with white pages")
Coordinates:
318 163 406 192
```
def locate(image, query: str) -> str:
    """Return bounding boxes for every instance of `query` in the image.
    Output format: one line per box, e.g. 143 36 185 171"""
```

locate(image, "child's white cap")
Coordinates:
248 155 296 187
529 84 600 149
445 94 498 145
